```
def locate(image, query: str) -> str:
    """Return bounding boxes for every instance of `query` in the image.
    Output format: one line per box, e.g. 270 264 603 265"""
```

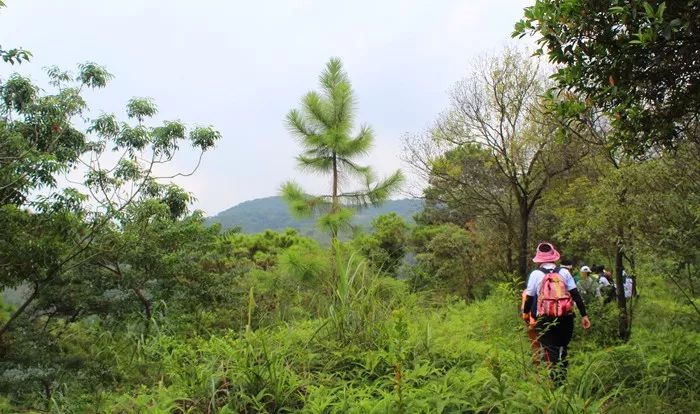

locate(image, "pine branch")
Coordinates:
297 154 334 174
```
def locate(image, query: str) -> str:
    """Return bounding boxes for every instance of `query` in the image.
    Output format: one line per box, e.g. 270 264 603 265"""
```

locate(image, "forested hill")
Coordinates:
206 196 423 234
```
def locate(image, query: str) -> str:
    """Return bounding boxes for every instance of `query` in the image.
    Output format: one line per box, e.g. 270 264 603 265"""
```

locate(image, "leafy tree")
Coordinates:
90 200 220 333
544 102 661 340
218 228 310 273
0 63 219 340
412 48 584 278
409 223 481 299
514 0 700 154
281 58 404 243
353 213 409 276
550 155 636 339
405 142 512 226
404 140 519 271
0 56 220 401
624 142 700 318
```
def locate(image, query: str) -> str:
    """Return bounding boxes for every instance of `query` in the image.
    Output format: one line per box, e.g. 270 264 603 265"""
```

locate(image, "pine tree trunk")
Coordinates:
331 153 339 240
330 153 339 282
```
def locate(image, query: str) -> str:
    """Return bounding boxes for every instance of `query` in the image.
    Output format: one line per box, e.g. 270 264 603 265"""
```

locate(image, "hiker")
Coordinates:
577 265 598 303
604 269 613 282
598 267 615 303
521 242 590 384
623 270 635 299
595 266 609 295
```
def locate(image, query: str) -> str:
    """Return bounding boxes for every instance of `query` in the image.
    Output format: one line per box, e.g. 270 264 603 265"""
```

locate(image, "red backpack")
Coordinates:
536 267 573 317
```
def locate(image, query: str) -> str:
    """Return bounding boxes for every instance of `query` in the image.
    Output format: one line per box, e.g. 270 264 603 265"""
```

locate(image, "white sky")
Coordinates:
1 0 532 215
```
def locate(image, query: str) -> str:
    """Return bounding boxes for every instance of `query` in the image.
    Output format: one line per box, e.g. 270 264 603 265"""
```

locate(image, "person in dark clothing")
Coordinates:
522 242 591 385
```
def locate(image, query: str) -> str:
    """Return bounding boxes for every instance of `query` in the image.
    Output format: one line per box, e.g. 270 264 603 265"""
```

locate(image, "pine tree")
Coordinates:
281 58 403 243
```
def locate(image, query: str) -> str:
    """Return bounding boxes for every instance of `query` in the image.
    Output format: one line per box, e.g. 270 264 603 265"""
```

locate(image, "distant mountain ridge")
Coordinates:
206 196 423 236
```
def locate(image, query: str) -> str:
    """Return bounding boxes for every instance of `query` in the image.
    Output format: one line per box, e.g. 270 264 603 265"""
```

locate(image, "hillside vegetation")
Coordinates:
2 1 700 412
4 255 698 412
206 196 422 237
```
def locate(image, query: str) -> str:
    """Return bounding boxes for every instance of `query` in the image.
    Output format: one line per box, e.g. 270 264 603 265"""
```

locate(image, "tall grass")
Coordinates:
23 266 700 413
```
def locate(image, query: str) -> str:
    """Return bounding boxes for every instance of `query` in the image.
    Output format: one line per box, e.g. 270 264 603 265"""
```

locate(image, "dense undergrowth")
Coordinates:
5 269 697 414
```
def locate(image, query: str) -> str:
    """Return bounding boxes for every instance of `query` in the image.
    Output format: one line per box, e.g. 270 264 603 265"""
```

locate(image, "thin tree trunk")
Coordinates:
614 225 630 341
331 153 339 240
330 152 339 282
506 244 514 274
463 269 471 301
518 201 530 282
132 287 152 335
505 223 515 274
43 379 52 411
331 154 338 210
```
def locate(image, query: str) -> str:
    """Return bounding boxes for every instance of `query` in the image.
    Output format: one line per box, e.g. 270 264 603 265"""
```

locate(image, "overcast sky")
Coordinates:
1 0 532 215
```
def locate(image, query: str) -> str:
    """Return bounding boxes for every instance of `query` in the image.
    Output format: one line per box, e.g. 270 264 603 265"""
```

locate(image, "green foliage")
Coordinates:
353 213 409 276
280 239 330 283
0 53 220 405
281 58 404 240
545 141 700 319
514 0 700 153
405 47 585 278
16 270 695 413
2 3 699 413
409 223 487 299
317 206 355 237
415 144 509 227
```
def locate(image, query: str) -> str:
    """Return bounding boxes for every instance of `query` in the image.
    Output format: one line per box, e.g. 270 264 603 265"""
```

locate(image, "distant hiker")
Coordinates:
521 242 590 385
579 265 591 280
595 266 610 297
577 265 598 303
598 267 615 303
604 269 613 282
623 270 635 299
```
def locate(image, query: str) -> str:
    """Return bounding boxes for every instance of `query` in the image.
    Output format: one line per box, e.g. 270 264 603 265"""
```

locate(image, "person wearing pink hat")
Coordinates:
521 241 591 384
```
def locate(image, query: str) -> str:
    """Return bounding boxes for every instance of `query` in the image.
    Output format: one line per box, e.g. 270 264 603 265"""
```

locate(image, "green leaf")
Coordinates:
126 97 157 121
657 2 666 19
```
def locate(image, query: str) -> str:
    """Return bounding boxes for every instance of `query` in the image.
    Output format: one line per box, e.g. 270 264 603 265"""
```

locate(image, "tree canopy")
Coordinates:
514 0 700 153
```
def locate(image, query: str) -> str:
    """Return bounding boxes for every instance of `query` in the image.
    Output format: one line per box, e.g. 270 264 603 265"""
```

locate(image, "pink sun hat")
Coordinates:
532 242 561 263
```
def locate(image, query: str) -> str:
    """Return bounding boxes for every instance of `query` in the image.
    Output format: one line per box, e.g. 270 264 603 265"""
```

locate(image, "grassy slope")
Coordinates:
66 274 699 414
3 271 693 413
